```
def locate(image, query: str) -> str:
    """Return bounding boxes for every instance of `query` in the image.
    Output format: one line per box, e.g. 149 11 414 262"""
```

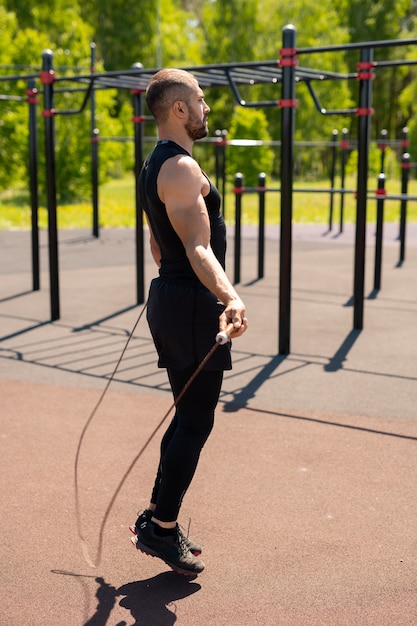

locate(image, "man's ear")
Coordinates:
173 101 186 117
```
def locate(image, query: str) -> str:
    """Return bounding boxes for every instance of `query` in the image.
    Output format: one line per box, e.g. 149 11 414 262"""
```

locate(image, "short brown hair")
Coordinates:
146 68 198 123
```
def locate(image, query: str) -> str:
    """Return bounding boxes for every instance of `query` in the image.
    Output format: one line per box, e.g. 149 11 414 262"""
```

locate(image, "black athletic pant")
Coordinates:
151 366 224 522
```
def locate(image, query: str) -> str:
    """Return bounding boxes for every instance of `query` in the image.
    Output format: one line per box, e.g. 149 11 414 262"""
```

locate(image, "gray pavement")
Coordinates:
1 222 416 420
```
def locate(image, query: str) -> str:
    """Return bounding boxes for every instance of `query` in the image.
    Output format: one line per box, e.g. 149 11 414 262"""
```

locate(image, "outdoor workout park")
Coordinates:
2 24 417 625
2 24 417 354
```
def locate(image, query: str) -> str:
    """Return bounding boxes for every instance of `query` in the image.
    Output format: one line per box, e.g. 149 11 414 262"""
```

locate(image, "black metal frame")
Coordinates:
2 25 417 351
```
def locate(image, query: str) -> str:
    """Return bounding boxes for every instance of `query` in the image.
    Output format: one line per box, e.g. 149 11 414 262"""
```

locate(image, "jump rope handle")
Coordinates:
216 323 236 345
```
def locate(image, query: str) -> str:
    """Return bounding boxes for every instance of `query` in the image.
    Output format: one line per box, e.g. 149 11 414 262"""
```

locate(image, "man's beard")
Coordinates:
185 110 208 141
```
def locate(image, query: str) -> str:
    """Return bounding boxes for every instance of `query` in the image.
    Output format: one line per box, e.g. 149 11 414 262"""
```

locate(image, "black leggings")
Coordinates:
151 366 223 522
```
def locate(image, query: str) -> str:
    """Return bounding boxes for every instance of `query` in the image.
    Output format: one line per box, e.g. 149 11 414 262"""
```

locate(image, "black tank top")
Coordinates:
139 140 226 280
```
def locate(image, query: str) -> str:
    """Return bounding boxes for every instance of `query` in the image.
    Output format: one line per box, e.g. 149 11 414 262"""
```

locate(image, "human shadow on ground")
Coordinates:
82 576 120 626
82 572 201 625
118 573 201 626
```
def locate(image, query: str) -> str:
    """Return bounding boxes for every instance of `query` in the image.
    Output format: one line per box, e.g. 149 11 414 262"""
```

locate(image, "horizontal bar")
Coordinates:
297 37 417 56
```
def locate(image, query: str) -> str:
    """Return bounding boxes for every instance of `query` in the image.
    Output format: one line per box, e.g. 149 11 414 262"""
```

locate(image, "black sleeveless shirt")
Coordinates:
139 140 226 280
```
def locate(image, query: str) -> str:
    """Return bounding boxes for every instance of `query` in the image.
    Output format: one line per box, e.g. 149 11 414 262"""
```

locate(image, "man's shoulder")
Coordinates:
160 152 200 178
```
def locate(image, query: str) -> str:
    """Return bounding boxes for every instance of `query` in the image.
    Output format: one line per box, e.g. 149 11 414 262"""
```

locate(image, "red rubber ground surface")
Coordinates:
1 224 417 625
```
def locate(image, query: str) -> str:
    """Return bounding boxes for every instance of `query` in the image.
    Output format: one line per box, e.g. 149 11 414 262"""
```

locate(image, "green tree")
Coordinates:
202 0 260 63
0 7 27 188
333 0 417 139
226 107 274 186
198 0 261 132
199 0 353 155
1 0 417 203
0 1 133 202
79 0 203 71
79 0 156 71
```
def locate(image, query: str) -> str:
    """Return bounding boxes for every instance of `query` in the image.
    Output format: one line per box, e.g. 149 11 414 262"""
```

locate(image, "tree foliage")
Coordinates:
226 107 274 186
0 0 417 202
333 0 417 139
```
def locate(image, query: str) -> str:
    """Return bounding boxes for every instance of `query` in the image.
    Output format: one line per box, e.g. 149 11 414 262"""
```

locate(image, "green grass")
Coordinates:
1 172 416 229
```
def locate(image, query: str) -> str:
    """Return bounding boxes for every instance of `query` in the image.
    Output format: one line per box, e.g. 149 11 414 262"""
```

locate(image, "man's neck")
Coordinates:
157 126 194 155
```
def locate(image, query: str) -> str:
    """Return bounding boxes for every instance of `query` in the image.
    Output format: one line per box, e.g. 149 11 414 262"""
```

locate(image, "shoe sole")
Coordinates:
130 534 204 576
129 524 202 557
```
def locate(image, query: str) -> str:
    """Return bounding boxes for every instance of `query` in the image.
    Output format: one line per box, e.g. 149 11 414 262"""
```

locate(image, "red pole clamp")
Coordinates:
401 161 412 169
233 186 244 194
279 47 298 67
357 72 375 80
357 61 375 70
131 88 144 95
375 188 387 196
40 70 55 84
278 99 298 108
356 61 375 80
132 115 146 123
340 139 349 150
26 88 39 104
41 109 55 117
355 107 374 116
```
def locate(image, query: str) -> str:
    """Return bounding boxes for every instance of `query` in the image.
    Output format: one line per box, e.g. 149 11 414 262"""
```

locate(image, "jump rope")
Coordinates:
74 300 235 569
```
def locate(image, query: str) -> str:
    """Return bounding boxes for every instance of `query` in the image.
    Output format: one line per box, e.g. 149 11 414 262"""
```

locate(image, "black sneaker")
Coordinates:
132 519 205 576
129 509 202 556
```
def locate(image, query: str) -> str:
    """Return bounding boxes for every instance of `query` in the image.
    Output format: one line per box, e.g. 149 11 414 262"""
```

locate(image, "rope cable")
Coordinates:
74 302 230 568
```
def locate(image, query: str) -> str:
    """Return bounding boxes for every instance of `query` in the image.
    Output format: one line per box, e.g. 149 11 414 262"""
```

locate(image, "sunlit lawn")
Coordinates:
1 173 416 229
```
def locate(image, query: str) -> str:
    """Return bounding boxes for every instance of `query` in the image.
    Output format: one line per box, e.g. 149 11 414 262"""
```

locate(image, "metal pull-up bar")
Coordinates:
39 49 149 321
277 26 377 354
30 27 415 352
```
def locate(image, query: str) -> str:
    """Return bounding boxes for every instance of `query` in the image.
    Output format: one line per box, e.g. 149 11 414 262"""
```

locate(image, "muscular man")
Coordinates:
130 68 248 575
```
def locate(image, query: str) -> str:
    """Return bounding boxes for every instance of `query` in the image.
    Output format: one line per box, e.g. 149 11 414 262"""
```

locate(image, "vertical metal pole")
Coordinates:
215 129 228 218
257 172 266 280
401 127 409 155
90 43 99 238
374 173 385 291
340 128 348 234
379 129 387 174
328 129 338 231
399 128 409 262
221 129 227 218
233 173 243 285
353 48 374 330
215 129 221 190
279 24 297 355
41 49 60 321
399 152 410 264
27 78 40 291
132 64 145 304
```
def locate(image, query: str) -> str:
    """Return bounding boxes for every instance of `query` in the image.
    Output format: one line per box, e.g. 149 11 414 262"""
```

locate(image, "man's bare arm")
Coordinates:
159 155 247 334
